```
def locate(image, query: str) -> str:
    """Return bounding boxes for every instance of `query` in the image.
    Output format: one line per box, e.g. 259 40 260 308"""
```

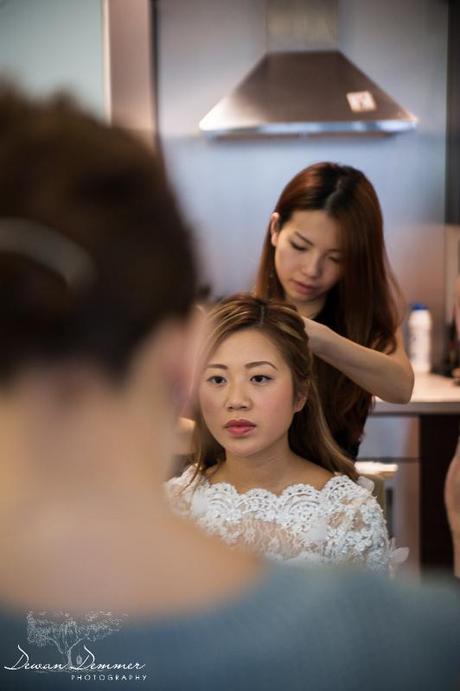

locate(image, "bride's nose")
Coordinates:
225 382 251 410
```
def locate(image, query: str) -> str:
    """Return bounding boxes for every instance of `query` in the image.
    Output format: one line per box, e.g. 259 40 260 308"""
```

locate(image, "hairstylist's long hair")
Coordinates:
192 294 358 482
254 162 403 452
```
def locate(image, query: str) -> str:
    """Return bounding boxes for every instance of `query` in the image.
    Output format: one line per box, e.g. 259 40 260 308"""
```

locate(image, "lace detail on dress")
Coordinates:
166 466 403 573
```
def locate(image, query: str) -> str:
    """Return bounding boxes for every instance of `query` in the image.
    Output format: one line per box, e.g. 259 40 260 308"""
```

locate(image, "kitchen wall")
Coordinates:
0 0 105 115
159 0 449 365
0 0 449 364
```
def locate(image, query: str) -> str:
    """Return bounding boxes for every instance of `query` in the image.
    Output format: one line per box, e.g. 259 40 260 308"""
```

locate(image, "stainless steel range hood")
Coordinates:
199 0 417 138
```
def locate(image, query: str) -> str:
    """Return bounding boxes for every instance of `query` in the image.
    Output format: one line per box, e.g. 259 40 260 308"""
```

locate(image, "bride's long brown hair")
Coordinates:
192 294 358 482
254 162 403 451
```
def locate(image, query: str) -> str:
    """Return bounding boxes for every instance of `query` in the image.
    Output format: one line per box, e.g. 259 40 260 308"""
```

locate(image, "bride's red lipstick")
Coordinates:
224 419 256 437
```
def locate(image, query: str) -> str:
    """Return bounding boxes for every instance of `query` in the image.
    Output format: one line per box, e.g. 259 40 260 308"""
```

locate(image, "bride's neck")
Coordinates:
211 440 306 494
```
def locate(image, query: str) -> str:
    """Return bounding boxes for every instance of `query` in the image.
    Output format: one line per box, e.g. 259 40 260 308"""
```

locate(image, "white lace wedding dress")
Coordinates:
166 465 407 573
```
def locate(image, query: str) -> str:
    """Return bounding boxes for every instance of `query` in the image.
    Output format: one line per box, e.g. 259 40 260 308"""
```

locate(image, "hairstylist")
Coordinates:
254 162 414 458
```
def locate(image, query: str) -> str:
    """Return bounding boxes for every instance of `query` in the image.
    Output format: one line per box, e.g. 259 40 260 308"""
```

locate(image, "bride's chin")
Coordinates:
226 444 264 459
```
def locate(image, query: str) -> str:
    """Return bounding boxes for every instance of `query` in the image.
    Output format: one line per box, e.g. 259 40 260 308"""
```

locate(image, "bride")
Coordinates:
167 294 402 571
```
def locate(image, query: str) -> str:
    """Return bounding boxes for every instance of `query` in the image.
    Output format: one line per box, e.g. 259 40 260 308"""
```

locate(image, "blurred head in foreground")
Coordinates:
0 83 198 376
0 84 200 479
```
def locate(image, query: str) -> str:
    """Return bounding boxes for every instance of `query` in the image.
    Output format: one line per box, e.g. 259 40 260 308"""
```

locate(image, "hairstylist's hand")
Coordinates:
445 447 460 577
301 317 330 355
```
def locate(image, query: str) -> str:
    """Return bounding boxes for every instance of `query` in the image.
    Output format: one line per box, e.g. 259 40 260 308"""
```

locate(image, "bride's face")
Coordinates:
199 328 305 459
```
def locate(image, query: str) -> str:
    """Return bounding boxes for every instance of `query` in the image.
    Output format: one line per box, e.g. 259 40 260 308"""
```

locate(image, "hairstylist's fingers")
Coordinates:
301 316 312 332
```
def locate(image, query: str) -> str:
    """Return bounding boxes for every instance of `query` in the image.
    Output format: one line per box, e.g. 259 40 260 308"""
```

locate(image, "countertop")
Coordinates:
373 373 460 415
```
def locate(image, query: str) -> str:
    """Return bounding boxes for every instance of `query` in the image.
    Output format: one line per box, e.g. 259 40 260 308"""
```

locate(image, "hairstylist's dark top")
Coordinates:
0 565 459 691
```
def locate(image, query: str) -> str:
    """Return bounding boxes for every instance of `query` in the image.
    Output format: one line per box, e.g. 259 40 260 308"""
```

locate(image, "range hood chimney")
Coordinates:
199 0 417 138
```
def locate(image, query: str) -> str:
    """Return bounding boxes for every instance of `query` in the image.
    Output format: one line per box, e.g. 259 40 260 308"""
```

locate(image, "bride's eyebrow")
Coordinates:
246 361 278 371
205 361 278 371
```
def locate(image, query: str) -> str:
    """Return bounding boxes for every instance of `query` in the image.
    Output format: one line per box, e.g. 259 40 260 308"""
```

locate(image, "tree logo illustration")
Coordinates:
26 610 126 670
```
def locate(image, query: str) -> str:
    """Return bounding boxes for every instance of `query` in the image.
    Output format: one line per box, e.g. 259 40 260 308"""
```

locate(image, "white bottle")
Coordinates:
408 304 432 374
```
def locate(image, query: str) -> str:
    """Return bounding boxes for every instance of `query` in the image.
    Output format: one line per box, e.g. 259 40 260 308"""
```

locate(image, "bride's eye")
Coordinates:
207 375 226 385
251 375 273 384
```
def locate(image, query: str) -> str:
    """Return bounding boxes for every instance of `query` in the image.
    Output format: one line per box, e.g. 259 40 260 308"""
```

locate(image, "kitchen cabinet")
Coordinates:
361 373 460 573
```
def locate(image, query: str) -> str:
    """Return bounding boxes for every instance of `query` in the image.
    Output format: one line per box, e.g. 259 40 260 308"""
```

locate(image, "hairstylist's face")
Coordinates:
271 210 343 316
199 329 305 459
